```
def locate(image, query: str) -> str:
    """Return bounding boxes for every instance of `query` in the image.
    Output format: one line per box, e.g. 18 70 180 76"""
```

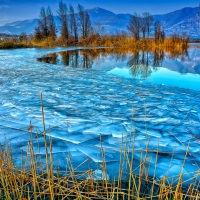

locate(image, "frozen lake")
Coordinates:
0 47 200 183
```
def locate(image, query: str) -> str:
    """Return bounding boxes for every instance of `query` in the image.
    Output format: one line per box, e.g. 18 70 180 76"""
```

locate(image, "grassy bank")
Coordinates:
32 34 189 51
0 40 34 49
0 33 189 52
77 35 189 50
0 93 199 200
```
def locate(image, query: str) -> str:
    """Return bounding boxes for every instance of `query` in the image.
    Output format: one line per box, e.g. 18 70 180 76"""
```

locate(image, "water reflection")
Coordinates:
127 50 165 79
37 48 190 79
37 53 58 64
167 48 188 61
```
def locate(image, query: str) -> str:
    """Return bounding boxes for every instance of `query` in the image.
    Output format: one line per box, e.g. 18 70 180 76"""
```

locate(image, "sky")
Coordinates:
0 0 200 25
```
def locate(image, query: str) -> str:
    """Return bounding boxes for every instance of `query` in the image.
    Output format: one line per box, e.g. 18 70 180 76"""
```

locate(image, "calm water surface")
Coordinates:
38 47 200 91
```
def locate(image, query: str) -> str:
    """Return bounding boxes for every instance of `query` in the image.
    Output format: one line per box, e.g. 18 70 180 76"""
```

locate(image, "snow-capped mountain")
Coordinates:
0 6 199 38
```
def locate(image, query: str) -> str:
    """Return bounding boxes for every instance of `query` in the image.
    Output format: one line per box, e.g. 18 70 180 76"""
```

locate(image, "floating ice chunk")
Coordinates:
135 134 146 140
136 128 162 138
151 118 169 123
103 137 121 145
157 105 168 110
133 117 152 122
76 145 117 163
75 146 101 162
69 149 84 157
3 102 15 107
65 117 95 123
120 102 127 105
83 126 112 135
87 170 109 180
168 140 181 147
68 121 97 132
198 113 200 122
178 107 191 112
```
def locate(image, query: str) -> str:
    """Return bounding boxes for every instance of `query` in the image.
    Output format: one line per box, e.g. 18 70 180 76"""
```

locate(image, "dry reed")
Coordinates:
0 92 199 200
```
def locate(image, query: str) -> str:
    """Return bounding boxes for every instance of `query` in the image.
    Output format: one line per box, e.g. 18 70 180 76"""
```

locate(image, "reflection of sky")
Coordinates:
162 48 200 74
162 60 189 73
40 47 200 91
106 47 200 91
92 55 129 70
108 67 200 91
149 68 200 91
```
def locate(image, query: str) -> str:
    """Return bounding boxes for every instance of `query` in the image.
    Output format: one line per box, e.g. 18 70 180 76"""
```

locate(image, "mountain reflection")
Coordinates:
37 48 190 79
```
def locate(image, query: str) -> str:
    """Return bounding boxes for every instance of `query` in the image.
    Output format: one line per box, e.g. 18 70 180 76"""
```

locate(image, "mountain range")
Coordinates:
0 6 199 38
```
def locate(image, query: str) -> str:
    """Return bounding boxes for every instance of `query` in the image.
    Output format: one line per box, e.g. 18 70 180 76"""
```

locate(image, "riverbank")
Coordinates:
0 35 189 51
35 35 189 52
0 40 34 49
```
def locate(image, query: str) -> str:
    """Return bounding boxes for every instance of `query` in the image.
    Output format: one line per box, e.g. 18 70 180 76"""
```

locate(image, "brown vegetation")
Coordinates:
30 1 189 51
1 143 199 199
0 92 199 199
1 34 189 51
75 33 189 51
0 33 33 49
0 41 31 49
0 1 189 51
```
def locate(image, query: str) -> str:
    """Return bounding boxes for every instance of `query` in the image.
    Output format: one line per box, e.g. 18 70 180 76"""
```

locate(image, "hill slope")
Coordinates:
0 7 199 37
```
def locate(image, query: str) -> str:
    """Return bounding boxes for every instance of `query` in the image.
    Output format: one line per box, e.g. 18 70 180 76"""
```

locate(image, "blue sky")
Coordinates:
0 0 199 25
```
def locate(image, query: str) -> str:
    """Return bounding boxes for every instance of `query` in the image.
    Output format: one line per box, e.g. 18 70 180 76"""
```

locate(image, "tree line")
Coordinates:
127 13 165 43
34 2 168 45
17 1 185 49
34 1 92 45
37 47 188 79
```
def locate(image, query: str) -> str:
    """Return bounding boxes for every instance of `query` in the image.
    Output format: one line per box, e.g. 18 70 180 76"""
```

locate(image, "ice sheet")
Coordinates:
0 48 200 183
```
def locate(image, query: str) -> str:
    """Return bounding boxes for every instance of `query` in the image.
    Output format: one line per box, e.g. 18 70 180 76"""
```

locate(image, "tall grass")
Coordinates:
0 40 33 49
32 33 189 51
0 33 189 51
76 34 189 51
0 93 199 199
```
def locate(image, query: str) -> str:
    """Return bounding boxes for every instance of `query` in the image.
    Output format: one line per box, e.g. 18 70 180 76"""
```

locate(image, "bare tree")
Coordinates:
140 13 154 39
69 4 78 41
93 23 105 36
57 1 69 40
77 4 92 38
19 32 27 42
154 20 165 43
154 20 160 42
34 27 42 42
127 14 140 40
38 7 48 39
46 6 57 40
140 15 147 39
144 13 154 38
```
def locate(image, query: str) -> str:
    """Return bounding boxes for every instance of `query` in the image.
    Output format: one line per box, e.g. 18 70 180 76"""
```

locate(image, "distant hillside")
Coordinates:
0 6 199 38
87 7 132 33
0 19 38 35
153 7 199 38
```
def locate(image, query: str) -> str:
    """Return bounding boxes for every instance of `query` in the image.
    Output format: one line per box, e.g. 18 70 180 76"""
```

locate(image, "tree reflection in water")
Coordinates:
37 48 188 79
37 53 58 64
125 50 165 79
